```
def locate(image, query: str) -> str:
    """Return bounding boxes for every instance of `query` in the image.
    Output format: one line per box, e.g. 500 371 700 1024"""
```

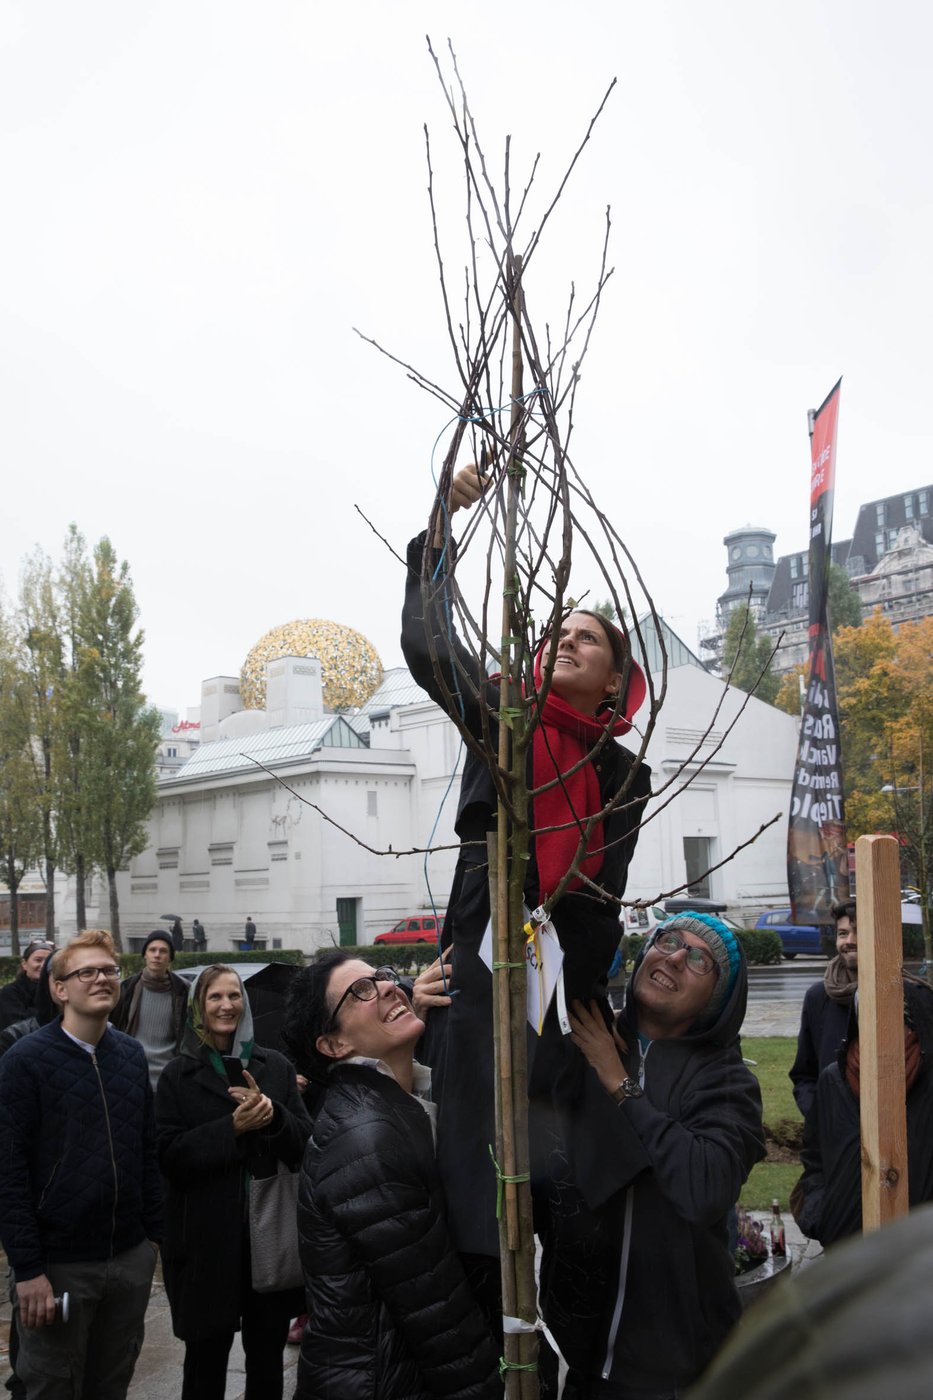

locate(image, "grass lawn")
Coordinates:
738 1035 804 1210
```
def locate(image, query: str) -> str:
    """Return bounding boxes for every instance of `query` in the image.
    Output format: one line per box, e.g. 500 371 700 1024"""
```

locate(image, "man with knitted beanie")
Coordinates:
789 899 858 1120
537 913 765 1399
111 930 189 1089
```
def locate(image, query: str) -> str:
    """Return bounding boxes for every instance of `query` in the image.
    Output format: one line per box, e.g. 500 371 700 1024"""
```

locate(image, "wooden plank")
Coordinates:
856 833 909 1231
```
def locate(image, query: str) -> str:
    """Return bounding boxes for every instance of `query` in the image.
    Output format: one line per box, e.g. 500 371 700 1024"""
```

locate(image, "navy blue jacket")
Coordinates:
0 1019 163 1281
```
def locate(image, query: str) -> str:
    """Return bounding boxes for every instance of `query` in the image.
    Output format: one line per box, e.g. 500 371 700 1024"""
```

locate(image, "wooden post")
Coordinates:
856 833 909 1231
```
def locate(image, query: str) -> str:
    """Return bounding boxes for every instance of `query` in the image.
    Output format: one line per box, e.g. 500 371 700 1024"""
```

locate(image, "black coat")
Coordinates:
402 532 652 1256
295 1062 499 1400
155 1044 311 1340
537 944 765 1395
789 963 854 1120
0 971 38 1032
796 980 933 1246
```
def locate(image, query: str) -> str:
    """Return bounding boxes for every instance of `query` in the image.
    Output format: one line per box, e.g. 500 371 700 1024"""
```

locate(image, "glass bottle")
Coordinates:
770 1198 786 1258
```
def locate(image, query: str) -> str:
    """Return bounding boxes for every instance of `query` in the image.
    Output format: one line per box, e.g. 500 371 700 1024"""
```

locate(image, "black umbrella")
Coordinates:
177 962 300 1056
160 914 183 923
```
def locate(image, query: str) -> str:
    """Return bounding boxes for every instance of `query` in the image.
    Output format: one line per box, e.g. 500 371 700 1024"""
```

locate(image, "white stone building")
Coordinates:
95 616 799 951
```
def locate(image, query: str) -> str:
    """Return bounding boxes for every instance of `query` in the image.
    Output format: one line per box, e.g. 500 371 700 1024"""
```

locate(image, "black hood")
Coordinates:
621 932 749 1050
34 952 58 1026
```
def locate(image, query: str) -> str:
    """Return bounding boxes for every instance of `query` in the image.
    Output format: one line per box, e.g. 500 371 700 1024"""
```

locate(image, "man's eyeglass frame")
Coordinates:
651 929 718 978
56 965 122 984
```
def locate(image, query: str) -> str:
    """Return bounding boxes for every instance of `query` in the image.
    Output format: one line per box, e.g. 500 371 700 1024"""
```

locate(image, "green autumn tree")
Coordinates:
18 548 66 938
67 536 160 950
827 561 862 632
0 608 44 956
721 605 780 705
54 526 100 930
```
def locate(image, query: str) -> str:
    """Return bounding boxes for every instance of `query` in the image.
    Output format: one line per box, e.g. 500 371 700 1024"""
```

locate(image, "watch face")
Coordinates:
623 1078 643 1098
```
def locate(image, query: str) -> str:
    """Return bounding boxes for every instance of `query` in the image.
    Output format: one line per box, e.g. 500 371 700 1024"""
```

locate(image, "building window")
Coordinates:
920 490 929 517
790 557 798 579
905 495 915 520
876 502 886 527
875 531 885 556
367 791 378 817
887 528 899 550
166 746 177 758
802 556 808 576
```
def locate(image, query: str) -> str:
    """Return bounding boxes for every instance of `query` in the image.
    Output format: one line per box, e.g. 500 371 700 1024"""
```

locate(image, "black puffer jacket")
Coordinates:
537 942 765 1395
295 1062 500 1400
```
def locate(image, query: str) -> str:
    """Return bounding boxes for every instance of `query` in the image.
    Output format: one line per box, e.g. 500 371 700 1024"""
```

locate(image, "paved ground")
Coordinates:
0 991 810 1397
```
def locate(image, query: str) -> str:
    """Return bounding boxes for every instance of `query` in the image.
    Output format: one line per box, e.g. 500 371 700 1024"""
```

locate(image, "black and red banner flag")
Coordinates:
788 378 849 926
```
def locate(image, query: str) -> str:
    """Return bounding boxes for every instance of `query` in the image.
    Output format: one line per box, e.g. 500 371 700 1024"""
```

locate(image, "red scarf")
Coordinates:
532 644 644 903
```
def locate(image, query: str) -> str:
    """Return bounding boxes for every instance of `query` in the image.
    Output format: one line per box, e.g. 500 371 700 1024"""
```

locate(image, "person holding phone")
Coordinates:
155 965 311 1400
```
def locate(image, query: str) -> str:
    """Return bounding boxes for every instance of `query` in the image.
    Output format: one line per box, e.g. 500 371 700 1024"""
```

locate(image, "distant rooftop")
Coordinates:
169 714 366 781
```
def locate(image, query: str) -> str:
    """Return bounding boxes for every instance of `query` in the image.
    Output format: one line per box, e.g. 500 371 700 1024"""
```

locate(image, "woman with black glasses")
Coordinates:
282 951 500 1400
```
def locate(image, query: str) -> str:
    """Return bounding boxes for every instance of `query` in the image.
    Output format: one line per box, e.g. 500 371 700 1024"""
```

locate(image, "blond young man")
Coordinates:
0 929 163 1400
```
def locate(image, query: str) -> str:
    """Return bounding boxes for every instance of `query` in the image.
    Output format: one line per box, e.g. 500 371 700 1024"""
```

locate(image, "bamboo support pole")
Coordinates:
488 251 539 1398
855 833 909 1231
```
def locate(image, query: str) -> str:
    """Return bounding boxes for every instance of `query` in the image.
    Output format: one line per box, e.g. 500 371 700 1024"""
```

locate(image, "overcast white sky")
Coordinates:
3 1 931 715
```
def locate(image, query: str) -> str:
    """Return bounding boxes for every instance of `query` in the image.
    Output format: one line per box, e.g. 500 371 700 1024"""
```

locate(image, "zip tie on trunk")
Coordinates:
488 1144 530 1219
499 1357 538 1378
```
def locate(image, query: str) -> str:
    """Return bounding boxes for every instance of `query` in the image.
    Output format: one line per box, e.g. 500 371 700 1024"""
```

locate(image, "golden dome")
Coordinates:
241 620 383 712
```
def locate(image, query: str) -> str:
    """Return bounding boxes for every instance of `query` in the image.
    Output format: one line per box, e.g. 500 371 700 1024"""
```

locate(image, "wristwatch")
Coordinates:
611 1078 643 1104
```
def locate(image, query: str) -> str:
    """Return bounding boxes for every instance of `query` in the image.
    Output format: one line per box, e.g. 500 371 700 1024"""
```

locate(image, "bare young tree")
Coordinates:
249 42 781 1395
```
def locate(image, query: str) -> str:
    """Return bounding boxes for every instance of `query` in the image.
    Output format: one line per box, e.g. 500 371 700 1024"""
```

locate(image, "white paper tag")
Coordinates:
479 911 565 1036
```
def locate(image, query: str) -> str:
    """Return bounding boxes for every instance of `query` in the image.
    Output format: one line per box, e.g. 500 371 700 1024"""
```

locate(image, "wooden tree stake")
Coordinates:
855 833 909 1231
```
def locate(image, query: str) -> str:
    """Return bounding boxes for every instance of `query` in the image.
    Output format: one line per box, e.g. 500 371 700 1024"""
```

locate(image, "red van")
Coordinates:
373 915 445 945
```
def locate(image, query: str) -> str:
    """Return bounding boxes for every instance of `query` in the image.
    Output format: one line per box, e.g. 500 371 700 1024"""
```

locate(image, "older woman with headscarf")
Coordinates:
155 964 311 1400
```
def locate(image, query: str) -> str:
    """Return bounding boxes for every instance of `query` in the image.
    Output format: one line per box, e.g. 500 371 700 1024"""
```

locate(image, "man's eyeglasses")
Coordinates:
652 930 717 978
328 967 401 1029
57 965 122 984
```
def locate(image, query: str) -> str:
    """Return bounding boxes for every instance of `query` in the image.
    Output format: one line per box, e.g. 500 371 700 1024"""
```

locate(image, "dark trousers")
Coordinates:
12 1240 156 1400
182 1311 289 1400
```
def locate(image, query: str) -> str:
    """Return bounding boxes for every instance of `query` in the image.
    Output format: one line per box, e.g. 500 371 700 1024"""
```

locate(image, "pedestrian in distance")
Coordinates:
244 915 257 950
170 917 184 954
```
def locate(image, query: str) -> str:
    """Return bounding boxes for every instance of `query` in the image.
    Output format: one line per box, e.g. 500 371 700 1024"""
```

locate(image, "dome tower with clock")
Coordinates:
717 525 777 623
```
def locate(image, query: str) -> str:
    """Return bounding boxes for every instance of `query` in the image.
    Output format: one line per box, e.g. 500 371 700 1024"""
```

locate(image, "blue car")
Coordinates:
755 909 829 959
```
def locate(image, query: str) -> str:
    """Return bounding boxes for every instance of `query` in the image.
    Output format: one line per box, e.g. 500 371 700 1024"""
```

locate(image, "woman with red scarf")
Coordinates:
401 464 651 1326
